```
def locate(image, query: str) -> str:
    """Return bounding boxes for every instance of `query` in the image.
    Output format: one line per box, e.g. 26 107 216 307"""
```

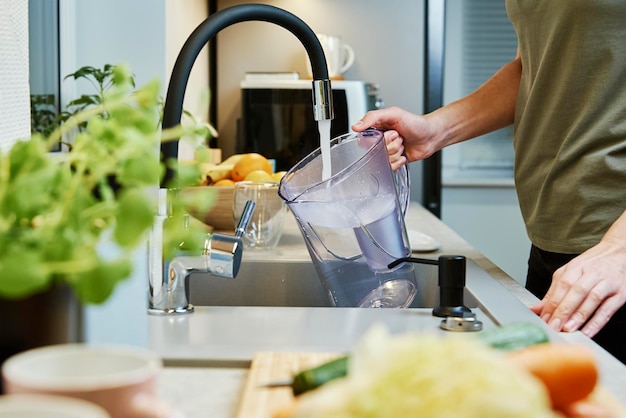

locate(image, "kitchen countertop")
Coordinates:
151 203 626 417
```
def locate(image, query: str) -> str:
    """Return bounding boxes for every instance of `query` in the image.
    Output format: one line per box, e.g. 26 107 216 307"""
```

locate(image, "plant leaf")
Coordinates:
112 188 155 247
70 257 133 304
117 153 161 186
0 247 49 298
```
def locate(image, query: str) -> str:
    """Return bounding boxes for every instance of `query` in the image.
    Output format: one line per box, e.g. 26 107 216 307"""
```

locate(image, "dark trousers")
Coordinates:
526 245 626 364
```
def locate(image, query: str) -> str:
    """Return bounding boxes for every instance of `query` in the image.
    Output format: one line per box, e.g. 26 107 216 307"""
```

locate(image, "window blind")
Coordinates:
462 0 518 95
459 0 518 169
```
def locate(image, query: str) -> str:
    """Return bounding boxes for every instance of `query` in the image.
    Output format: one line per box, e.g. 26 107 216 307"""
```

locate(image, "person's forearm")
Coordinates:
428 54 522 148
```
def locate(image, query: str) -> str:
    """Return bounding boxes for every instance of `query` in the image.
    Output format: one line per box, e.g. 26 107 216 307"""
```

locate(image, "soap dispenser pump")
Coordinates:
388 255 482 331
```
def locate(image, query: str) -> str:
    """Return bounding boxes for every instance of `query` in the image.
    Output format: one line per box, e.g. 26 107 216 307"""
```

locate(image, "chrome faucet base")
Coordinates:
148 305 195 316
148 188 255 316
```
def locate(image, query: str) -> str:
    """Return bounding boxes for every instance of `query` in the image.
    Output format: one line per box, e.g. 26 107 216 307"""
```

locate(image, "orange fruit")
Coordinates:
244 169 275 182
231 153 273 182
213 179 235 187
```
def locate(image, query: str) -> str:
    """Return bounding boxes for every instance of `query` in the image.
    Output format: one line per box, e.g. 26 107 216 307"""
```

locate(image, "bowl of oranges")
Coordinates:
183 153 286 231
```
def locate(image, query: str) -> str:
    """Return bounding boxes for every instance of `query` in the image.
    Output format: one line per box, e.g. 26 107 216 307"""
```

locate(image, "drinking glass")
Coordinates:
233 181 286 250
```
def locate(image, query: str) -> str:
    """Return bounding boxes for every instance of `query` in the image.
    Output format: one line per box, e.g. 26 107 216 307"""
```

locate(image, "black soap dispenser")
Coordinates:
431 255 472 318
388 254 482 331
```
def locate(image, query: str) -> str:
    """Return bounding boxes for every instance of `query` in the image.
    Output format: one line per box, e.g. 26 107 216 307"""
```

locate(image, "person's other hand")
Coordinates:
381 130 406 171
352 107 442 167
530 238 626 338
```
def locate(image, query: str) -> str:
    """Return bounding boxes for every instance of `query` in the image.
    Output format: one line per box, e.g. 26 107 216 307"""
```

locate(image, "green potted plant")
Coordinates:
0 64 220 382
0 63 211 304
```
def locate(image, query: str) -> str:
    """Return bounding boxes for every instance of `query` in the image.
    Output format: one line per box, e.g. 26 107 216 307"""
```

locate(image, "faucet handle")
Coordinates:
206 233 243 278
207 200 255 278
235 200 256 238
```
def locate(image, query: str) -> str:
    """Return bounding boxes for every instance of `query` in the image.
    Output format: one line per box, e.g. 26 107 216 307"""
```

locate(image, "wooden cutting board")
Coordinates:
236 352 342 418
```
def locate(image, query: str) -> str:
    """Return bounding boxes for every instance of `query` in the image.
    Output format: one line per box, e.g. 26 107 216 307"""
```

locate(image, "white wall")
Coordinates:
165 0 211 116
214 0 425 200
62 0 166 347
62 0 209 115
70 1 167 94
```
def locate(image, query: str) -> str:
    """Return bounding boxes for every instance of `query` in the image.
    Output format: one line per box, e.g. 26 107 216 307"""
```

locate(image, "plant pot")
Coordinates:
0 283 82 393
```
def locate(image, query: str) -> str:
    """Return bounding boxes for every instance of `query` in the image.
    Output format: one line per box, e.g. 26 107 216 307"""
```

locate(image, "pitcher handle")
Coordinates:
393 163 411 216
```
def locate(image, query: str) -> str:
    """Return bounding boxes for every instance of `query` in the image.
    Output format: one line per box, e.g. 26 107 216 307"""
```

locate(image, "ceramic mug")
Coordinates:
1 344 177 418
305 34 355 79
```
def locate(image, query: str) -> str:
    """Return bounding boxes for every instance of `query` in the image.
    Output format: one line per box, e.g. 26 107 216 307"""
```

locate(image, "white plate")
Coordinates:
407 230 441 252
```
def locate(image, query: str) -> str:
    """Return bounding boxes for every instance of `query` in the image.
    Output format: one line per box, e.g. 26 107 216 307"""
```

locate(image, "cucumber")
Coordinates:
290 321 549 396
477 321 549 351
291 355 349 396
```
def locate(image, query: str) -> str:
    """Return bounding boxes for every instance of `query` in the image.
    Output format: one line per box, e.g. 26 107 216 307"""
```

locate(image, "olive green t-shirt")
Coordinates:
506 0 626 254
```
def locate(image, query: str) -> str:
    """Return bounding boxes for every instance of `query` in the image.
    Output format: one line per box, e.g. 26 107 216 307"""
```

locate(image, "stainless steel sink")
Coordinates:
188 214 479 309
188 259 478 308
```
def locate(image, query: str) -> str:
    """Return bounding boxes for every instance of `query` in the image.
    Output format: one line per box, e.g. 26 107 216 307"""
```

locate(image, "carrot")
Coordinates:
505 343 599 410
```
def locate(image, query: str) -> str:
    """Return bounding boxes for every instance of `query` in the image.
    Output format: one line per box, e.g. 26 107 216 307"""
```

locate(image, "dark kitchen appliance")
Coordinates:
238 79 380 171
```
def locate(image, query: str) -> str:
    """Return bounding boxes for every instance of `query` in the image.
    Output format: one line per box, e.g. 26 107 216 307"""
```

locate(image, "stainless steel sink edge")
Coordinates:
464 259 558 339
